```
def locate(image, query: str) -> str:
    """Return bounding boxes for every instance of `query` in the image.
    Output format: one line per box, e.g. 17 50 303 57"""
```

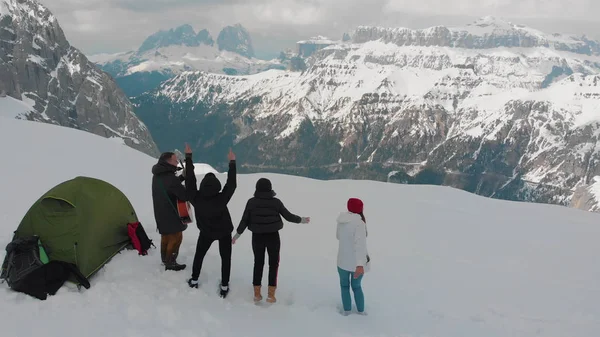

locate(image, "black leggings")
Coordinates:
252 232 281 287
191 232 232 286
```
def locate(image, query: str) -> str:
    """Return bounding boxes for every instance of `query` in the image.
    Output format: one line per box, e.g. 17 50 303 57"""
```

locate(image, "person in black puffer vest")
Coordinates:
185 148 237 298
232 178 310 303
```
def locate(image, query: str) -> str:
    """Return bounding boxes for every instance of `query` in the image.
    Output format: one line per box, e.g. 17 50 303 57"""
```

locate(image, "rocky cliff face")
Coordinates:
351 16 600 55
0 0 159 157
132 17 600 210
216 24 254 58
297 36 337 58
138 24 214 54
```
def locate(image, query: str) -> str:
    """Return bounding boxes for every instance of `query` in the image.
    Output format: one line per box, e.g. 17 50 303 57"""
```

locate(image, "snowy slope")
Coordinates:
0 96 35 118
142 17 600 210
159 43 600 120
2 110 600 337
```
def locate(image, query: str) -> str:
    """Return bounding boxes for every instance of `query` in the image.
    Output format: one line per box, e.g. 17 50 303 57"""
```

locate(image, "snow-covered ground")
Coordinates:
1 118 600 337
0 96 34 118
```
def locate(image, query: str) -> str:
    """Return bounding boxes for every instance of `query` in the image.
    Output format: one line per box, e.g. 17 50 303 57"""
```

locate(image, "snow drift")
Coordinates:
1 118 600 337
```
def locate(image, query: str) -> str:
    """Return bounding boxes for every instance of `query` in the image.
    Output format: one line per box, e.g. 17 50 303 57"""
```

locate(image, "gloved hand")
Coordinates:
300 217 310 224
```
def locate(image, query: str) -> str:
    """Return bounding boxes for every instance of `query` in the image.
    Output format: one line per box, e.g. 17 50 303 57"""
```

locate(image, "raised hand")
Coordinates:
228 148 236 161
300 217 310 224
185 143 192 154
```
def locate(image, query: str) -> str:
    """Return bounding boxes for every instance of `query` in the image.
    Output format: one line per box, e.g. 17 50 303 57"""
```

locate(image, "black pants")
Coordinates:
191 232 232 286
252 232 281 287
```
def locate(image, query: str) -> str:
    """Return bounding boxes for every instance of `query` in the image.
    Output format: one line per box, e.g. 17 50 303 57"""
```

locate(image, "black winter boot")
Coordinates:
165 253 186 271
219 285 229 298
188 278 199 288
165 261 186 271
165 262 186 271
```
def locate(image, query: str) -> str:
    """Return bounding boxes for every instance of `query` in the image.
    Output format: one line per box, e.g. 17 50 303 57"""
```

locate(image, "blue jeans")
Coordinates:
337 266 364 312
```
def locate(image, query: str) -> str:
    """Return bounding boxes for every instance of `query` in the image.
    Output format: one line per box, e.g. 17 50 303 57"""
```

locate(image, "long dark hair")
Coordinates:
359 212 368 237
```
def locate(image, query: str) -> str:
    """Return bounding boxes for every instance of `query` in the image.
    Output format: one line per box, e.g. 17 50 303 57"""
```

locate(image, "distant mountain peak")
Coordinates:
196 28 214 46
217 24 254 58
175 23 194 31
137 24 214 54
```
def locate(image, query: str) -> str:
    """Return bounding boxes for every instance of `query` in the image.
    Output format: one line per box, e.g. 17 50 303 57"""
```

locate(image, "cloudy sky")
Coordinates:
39 0 600 59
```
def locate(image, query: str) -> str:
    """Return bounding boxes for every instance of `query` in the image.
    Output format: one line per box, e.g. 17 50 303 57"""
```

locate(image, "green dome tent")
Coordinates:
13 176 138 281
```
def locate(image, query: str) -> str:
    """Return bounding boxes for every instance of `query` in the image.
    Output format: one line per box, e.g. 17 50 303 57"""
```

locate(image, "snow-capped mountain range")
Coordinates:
134 16 600 210
351 16 600 54
89 24 283 78
0 0 159 156
88 23 284 98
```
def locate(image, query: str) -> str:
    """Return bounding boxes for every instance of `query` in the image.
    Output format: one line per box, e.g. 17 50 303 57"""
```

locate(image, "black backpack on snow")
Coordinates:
0 235 90 300
0 236 47 288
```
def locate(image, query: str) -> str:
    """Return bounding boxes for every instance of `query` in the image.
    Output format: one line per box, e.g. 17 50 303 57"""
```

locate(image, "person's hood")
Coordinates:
152 160 181 175
254 178 276 199
199 173 221 197
337 211 361 225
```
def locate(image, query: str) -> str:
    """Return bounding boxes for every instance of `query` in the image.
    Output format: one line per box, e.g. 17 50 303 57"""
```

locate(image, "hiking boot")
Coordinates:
165 252 186 271
253 285 262 302
219 285 229 298
161 247 166 265
187 278 198 288
266 286 277 303
165 261 186 271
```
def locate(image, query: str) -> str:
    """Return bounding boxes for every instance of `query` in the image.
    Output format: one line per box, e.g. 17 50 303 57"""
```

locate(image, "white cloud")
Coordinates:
383 0 599 20
247 1 325 26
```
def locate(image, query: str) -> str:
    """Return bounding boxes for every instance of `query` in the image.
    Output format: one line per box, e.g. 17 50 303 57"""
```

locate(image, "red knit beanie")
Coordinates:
347 198 364 214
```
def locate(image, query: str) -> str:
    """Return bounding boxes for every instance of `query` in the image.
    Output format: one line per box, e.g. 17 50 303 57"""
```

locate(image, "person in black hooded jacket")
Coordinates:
232 178 310 303
185 148 237 298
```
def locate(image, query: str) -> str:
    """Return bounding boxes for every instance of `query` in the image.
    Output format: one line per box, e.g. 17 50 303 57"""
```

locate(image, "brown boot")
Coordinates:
253 286 262 302
164 253 186 271
267 286 276 303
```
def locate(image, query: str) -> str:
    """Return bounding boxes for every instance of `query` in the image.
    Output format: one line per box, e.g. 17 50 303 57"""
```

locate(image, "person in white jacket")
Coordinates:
336 198 369 315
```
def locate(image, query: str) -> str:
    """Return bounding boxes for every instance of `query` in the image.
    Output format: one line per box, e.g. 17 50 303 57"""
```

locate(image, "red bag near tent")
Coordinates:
127 222 155 255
